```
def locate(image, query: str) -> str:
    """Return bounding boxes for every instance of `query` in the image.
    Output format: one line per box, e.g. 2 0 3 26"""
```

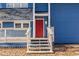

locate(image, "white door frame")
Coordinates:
33 3 35 38
33 3 50 38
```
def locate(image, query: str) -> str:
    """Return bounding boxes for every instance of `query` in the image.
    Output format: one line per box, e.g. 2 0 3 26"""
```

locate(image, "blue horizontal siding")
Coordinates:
0 43 27 48
35 3 48 12
3 22 14 28
28 3 33 9
51 3 79 44
0 3 6 8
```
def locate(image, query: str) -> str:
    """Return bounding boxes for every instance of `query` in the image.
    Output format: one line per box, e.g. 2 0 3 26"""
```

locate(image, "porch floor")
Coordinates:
0 44 79 56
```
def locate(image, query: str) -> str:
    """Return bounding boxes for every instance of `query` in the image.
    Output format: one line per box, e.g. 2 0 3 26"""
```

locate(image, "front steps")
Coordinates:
27 38 53 53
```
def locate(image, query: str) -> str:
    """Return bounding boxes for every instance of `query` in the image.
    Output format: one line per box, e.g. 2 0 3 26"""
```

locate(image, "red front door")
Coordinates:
35 18 44 38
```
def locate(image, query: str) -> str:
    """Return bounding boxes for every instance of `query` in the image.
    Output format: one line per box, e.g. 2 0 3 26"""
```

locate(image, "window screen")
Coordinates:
0 30 5 37
6 30 27 37
0 23 1 28
15 23 21 28
23 23 29 28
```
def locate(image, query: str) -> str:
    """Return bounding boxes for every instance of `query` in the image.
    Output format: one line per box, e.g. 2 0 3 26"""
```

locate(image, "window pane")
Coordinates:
6 30 27 37
0 30 5 37
6 3 28 8
23 23 29 28
15 23 21 28
0 23 1 28
3 22 14 28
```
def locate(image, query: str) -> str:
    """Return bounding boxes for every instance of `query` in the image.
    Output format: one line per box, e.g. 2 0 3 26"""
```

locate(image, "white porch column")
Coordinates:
5 29 7 42
48 3 53 52
48 3 50 27
33 3 35 38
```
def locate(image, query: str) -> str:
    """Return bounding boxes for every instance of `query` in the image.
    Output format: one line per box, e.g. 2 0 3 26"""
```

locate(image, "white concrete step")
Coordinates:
29 47 51 49
27 38 52 53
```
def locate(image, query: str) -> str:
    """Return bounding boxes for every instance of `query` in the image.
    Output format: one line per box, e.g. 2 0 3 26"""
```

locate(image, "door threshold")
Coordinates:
30 38 48 39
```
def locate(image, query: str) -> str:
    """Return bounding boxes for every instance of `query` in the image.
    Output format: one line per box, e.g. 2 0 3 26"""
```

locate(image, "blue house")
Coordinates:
1 3 79 53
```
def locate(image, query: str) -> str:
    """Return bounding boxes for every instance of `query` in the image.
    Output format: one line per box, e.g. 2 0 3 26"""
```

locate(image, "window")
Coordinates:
6 30 26 37
23 23 29 28
15 23 21 28
0 30 5 37
6 3 28 8
0 23 1 28
3 22 14 28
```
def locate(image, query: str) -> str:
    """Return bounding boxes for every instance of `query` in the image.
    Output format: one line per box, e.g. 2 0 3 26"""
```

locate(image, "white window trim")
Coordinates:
21 22 23 28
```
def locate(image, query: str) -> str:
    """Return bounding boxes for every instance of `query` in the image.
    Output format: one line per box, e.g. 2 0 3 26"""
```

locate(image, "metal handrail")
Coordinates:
47 27 54 51
25 27 31 38
47 27 54 42
25 27 31 51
